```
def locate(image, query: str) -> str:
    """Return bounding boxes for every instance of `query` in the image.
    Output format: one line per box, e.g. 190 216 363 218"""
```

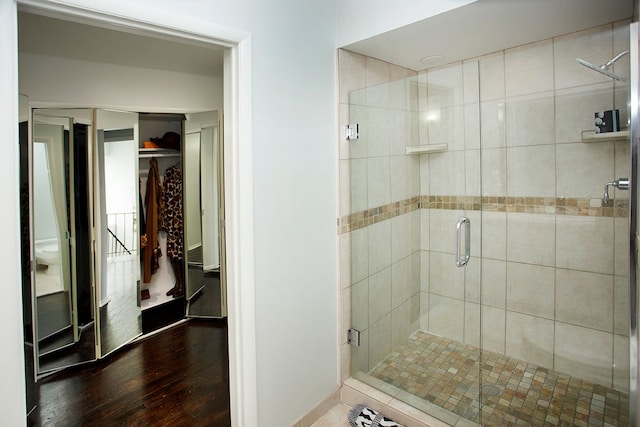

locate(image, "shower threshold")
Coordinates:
361 331 628 426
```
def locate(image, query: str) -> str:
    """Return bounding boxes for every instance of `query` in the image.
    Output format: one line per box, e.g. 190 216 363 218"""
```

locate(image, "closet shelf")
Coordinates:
405 144 448 155
581 129 629 143
139 148 180 158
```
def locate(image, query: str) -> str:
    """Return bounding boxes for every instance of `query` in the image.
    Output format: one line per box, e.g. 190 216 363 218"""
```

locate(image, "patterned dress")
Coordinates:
162 165 184 295
162 165 183 261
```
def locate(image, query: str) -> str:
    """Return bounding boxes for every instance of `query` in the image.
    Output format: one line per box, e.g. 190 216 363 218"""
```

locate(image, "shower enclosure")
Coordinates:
344 19 633 426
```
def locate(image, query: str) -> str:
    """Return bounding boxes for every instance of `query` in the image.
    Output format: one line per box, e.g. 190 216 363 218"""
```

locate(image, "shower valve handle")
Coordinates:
603 178 629 203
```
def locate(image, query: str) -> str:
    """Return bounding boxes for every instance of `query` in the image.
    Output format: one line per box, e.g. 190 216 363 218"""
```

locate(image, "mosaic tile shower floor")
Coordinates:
369 332 628 426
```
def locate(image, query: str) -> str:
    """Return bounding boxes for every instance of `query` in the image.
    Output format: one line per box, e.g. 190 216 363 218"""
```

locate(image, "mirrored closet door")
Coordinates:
95 109 142 357
23 106 227 378
19 94 36 414
184 111 227 318
31 108 96 374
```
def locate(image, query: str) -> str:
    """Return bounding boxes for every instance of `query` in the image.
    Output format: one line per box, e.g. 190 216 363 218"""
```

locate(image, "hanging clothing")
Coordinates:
142 158 163 283
162 165 183 261
138 179 146 263
162 165 184 297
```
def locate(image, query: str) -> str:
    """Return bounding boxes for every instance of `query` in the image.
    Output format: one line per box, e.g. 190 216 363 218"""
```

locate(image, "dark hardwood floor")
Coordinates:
37 291 72 340
100 256 143 356
37 292 96 373
28 318 230 427
186 246 222 318
188 270 222 318
39 325 95 373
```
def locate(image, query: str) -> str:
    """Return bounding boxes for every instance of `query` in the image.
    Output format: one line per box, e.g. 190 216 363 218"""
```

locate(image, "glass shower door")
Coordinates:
345 57 484 425
417 61 484 423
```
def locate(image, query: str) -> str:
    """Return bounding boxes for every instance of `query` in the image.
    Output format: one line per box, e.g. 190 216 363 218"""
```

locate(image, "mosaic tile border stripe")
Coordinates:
337 195 629 234
338 196 421 234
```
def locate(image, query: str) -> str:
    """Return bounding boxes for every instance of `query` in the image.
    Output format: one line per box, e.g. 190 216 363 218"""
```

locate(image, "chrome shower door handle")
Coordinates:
456 217 470 267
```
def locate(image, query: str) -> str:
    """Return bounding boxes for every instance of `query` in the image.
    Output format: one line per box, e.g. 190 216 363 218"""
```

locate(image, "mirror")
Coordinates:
19 94 37 412
31 109 96 374
184 111 226 318
95 109 142 357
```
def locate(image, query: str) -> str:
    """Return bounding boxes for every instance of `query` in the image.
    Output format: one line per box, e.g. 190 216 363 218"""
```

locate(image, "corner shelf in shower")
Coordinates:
581 129 629 143
405 143 448 155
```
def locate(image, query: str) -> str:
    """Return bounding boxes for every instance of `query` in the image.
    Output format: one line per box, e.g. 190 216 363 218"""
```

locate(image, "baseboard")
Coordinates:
290 388 341 427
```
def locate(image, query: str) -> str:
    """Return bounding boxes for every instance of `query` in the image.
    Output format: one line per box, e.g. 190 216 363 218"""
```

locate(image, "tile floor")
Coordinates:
311 403 351 427
364 331 629 427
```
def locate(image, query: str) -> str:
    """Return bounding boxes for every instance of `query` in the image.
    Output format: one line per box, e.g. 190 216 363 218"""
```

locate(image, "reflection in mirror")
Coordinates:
32 109 96 373
33 138 71 353
184 111 225 318
95 109 142 357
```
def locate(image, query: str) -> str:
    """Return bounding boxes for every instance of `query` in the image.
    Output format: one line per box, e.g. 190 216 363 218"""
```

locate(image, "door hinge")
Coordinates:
345 123 359 140
347 328 360 347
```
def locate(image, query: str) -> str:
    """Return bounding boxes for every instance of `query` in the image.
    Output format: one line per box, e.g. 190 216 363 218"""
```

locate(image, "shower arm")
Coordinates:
602 50 629 69
576 50 629 82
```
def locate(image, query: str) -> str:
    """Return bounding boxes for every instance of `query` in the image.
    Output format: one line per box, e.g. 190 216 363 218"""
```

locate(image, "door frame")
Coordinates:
14 1 257 425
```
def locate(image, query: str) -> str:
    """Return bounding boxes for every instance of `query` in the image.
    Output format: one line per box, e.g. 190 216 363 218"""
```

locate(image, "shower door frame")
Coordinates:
629 18 639 427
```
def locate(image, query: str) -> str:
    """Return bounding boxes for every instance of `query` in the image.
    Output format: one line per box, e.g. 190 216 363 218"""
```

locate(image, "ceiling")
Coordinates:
343 0 635 71
18 11 225 78
18 1 635 78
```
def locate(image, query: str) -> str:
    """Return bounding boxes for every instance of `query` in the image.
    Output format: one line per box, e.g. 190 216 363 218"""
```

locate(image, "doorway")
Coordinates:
16 4 250 423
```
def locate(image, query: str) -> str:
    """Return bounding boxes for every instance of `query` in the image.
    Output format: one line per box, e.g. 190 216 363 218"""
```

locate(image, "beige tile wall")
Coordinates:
338 18 632 393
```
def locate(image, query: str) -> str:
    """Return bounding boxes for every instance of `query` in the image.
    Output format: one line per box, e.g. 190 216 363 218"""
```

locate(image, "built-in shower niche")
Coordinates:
343 16 631 426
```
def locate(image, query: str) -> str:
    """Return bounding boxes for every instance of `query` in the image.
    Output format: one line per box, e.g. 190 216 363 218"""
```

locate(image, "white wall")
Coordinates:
336 0 477 47
1 0 27 424
241 3 338 425
104 140 137 215
4 1 338 426
20 53 223 112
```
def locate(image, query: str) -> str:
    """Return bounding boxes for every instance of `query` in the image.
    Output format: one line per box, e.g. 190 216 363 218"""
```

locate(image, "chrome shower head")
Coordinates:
576 51 629 82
